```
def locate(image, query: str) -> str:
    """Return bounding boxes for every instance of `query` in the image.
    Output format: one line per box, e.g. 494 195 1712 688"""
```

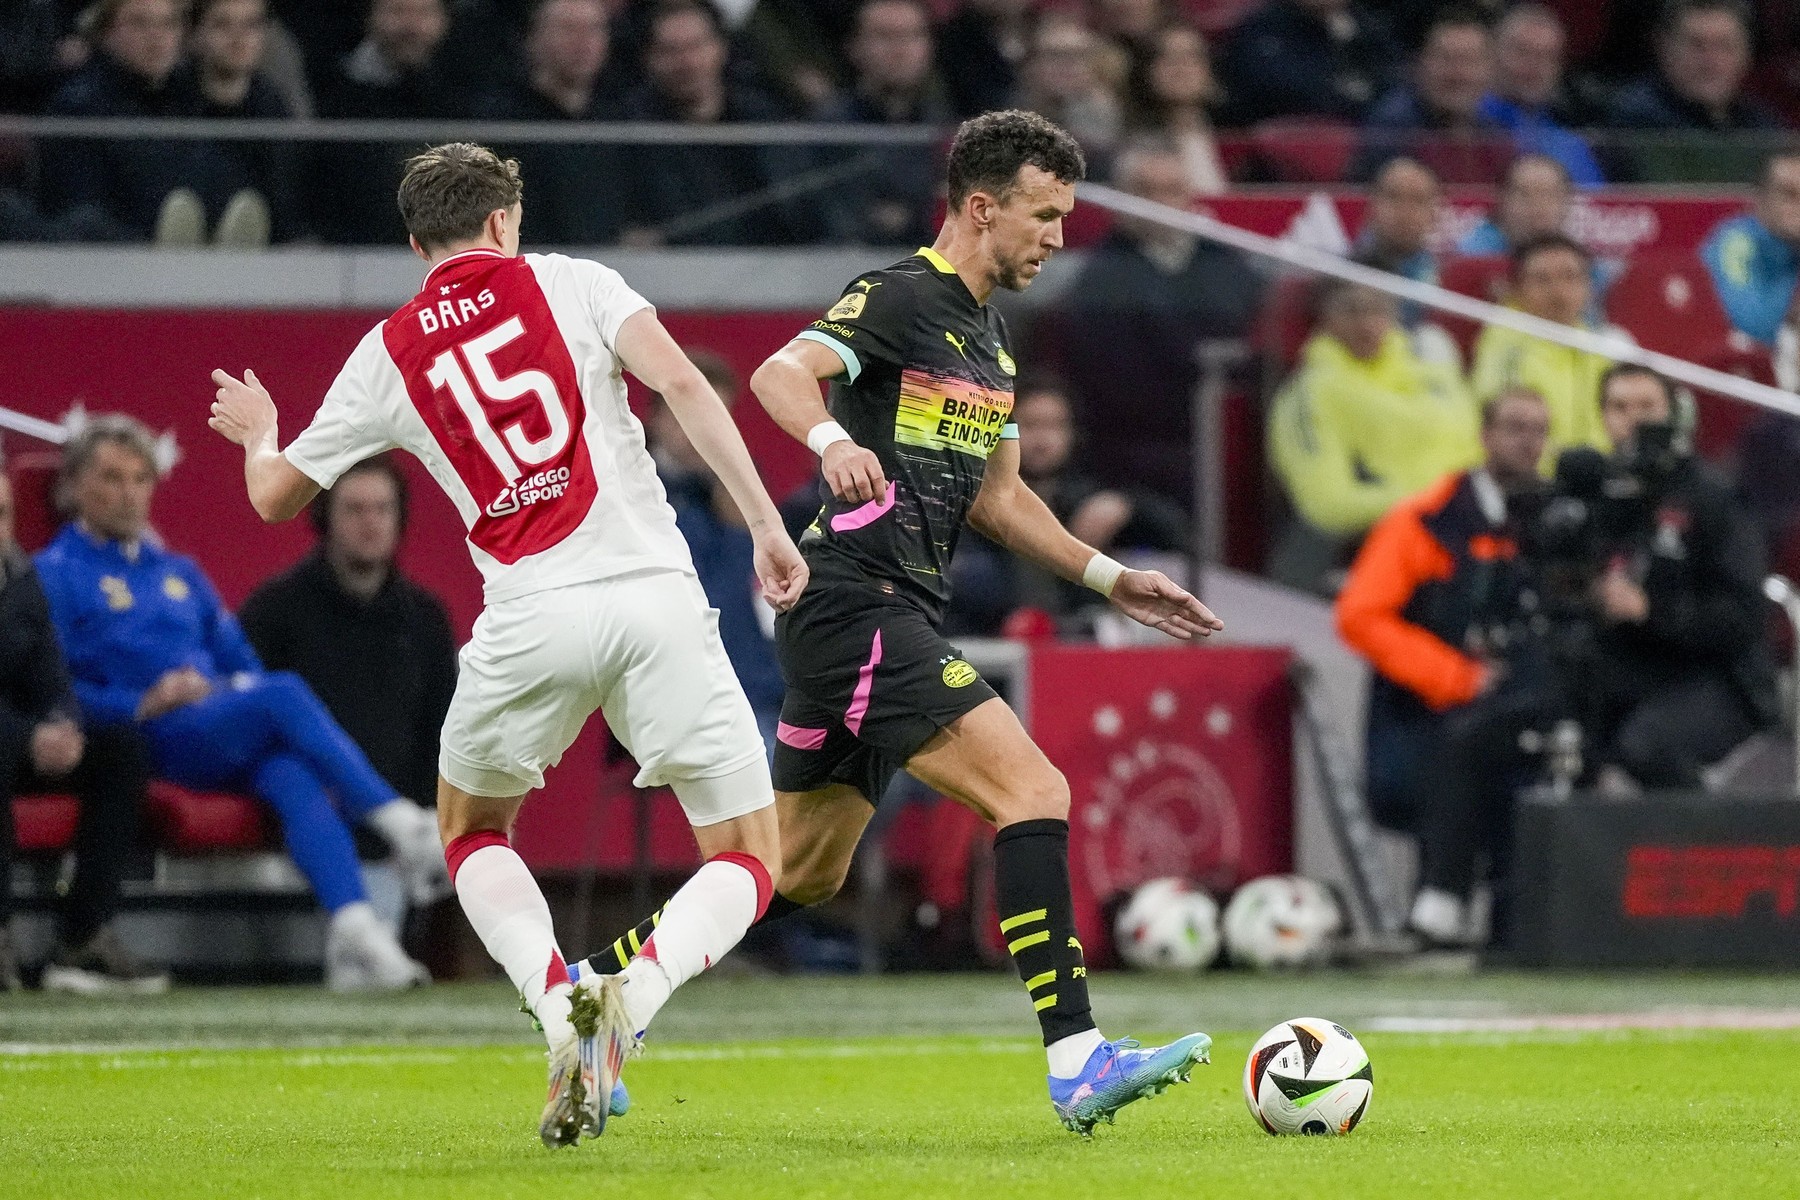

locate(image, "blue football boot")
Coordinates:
1048 1033 1212 1135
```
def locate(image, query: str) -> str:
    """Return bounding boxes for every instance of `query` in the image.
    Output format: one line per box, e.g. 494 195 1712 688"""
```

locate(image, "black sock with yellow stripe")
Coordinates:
586 906 666 975
584 894 808 976
994 818 1095 1046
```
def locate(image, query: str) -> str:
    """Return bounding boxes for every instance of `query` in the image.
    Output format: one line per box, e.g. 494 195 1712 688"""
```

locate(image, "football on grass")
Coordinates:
1243 1018 1373 1136
1113 877 1220 971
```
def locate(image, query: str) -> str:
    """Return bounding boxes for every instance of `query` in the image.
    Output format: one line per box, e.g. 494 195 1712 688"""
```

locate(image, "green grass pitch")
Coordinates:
3 972 1795 1199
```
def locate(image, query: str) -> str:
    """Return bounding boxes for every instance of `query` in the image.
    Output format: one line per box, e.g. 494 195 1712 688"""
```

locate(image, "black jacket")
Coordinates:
1216 0 1400 126
474 78 631 246
42 52 200 235
238 554 457 803
0 547 77 761
1596 458 1782 728
618 81 819 245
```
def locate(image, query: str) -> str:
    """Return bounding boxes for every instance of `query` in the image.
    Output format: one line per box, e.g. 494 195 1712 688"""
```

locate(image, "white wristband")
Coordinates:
806 420 852 457
1082 553 1126 598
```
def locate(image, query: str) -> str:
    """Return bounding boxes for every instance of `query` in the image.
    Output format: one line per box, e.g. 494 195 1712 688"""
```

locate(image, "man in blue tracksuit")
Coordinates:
1700 153 1800 348
35 415 444 990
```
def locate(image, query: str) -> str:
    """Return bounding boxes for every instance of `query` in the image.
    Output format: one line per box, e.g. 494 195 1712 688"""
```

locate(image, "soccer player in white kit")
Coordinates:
206 143 806 1148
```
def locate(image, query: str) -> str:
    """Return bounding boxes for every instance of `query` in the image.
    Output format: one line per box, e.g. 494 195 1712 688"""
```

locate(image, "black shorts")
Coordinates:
771 579 998 803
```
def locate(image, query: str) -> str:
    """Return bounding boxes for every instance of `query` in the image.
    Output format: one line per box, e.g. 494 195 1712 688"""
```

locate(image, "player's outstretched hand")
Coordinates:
1109 569 1225 641
820 440 887 504
754 528 810 613
208 368 276 446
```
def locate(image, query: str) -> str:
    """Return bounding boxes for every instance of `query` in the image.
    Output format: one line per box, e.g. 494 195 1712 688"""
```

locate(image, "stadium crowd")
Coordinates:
2 0 1800 244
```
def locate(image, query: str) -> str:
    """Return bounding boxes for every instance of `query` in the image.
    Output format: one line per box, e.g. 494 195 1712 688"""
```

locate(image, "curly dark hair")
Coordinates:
944 110 1086 207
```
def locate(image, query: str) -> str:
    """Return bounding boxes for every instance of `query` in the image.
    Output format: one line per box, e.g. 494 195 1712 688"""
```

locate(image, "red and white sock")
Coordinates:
619 851 771 1033
447 831 572 1047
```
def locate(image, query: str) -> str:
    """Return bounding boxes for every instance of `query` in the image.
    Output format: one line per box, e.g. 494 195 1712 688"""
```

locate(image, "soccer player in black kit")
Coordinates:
577 110 1225 1134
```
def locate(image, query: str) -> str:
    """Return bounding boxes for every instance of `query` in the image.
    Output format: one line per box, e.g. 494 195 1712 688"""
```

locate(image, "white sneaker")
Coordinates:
1408 887 1470 948
366 799 452 906
325 902 431 992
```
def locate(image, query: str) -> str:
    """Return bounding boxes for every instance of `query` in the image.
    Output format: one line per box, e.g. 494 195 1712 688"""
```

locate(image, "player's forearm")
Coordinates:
243 436 319 523
970 479 1098 585
662 378 784 532
750 353 834 447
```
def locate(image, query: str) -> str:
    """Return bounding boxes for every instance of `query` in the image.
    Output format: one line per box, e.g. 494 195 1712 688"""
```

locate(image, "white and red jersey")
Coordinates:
284 249 694 604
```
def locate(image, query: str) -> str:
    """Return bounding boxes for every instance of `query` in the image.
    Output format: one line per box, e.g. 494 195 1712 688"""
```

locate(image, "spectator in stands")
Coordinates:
313 0 460 244
1607 0 1786 182
316 0 454 118
1014 11 1124 159
1457 153 1572 255
44 0 263 245
35 416 440 991
0 472 166 993
1701 150 1800 347
1267 275 1480 592
938 0 1032 118
1 0 87 113
476 0 630 245
1012 377 1190 615
1335 386 1550 947
177 0 302 245
1356 156 1456 353
1358 156 1441 284
1353 11 1512 185
1122 20 1229 196
1580 364 1781 790
620 0 812 245
239 457 457 822
1091 0 1171 58
1470 233 1629 462
1215 0 1401 126
1479 4 1604 185
739 0 858 113
1052 141 1263 510
643 352 785 746
815 0 952 246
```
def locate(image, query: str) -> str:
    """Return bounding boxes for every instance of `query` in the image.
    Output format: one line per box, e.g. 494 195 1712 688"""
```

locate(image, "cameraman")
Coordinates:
1579 364 1781 790
1336 387 1553 948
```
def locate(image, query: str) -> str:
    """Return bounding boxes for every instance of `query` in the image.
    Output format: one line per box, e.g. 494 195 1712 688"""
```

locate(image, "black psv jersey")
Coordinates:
794 248 1020 623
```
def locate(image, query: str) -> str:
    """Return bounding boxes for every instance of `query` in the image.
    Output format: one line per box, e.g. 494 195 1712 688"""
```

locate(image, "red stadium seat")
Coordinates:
1604 251 1767 455
1179 0 1260 35
144 782 275 853
1605 252 1734 357
1248 118 1359 184
1255 272 1318 373
13 793 80 853
6 451 62 552
12 783 275 857
1433 255 1510 361
1439 254 1510 305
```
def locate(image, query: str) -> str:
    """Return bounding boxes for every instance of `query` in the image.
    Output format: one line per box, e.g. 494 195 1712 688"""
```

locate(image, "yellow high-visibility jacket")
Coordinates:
1268 330 1482 537
1469 318 1633 467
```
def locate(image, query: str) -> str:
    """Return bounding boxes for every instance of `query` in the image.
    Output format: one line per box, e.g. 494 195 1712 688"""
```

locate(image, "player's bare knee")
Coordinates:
780 865 846 907
993 766 1070 825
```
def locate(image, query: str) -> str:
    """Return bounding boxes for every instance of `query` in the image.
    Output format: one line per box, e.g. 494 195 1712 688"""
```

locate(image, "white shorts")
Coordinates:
438 570 770 825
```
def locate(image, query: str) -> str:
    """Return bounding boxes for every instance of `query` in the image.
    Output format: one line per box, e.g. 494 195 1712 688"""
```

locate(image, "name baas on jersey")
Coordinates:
283 249 694 603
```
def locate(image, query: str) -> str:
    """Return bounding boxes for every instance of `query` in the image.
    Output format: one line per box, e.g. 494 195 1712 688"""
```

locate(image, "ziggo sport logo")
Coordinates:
485 466 572 517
